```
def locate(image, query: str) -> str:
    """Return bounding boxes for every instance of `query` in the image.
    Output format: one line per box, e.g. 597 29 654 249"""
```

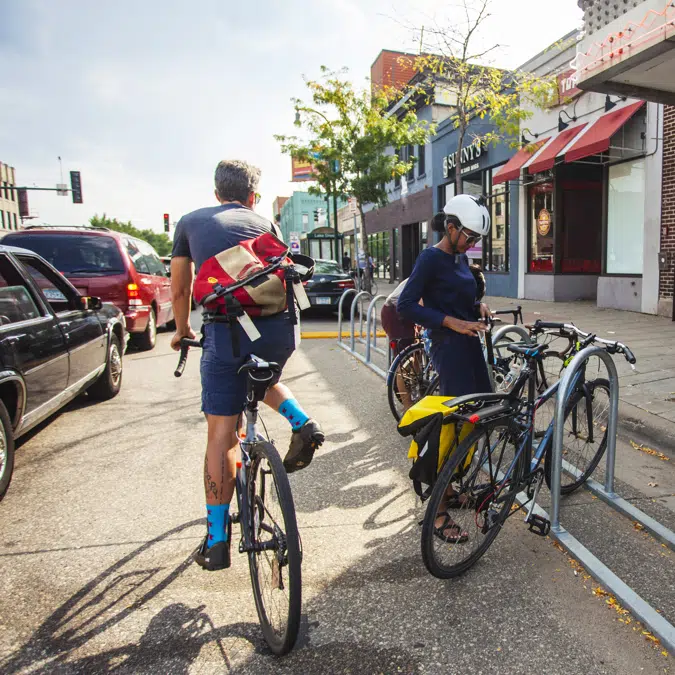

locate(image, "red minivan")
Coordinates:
3 226 173 351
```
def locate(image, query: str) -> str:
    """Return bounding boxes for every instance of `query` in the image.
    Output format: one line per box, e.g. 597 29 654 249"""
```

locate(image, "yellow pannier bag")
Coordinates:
397 395 475 500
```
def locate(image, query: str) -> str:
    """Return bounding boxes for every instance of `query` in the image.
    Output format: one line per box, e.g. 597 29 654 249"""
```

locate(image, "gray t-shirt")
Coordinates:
171 203 282 269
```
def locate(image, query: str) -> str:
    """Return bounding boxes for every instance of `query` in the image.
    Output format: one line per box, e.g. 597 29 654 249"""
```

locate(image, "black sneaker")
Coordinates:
194 532 231 571
283 419 325 473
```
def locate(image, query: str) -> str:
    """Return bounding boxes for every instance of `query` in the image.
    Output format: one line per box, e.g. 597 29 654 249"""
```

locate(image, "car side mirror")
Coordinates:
79 296 103 311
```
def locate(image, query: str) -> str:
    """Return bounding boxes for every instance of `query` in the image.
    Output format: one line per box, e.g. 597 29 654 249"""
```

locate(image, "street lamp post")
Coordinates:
295 107 340 263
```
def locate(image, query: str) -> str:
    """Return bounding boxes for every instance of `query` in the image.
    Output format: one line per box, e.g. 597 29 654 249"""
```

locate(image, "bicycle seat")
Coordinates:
506 343 548 359
238 355 281 376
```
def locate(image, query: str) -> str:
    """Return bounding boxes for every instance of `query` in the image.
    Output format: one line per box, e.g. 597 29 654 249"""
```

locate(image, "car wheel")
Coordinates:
88 334 123 401
134 307 157 351
0 400 16 502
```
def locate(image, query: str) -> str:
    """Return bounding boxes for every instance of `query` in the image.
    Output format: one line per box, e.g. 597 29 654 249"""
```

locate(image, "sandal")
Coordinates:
433 512 469 543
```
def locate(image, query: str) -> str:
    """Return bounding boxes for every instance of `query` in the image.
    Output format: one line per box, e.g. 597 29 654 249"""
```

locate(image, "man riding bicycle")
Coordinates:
170 159 324 571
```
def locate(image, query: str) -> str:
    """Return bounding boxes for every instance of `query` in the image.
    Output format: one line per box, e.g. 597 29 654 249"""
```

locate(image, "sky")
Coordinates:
0 0 583 236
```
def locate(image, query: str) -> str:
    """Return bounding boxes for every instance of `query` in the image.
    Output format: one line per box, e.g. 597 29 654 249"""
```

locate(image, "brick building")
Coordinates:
659 105 675 316
370 50 421 95
0 162 21 231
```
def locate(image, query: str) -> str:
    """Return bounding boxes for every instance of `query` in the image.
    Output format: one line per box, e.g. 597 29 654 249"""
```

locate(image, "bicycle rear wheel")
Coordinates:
247 441 302 655
387 342 438 422
544 378 609 495
421 420 525 579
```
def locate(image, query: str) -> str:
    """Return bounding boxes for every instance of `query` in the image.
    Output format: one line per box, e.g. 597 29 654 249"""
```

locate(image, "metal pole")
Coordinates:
337 289 357 344
350 291 371 352
333 191 340 263
551 345 620 531
365 295 387 363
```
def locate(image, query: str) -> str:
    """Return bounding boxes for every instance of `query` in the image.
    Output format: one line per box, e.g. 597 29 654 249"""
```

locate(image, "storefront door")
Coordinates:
559 178 602 274
402 223 420 278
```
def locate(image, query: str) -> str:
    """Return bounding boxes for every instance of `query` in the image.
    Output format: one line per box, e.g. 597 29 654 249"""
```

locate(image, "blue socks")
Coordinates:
278 398 309 430
206 504 229 546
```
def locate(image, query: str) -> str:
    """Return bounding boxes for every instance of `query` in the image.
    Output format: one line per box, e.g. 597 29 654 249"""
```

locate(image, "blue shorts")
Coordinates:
200 312 296 417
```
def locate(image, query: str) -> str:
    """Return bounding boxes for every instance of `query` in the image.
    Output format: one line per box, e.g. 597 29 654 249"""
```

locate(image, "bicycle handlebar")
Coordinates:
491 305 523 325
531 320 636 364
174 337 202 378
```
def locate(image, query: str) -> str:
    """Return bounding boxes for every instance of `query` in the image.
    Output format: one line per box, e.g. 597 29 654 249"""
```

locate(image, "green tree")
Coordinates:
412 0 556 193
90 214 173 256
276 67 436 291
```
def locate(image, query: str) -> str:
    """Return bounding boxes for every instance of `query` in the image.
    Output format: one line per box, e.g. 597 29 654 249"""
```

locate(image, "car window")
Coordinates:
3 233 125 276
125 239 150 275
314 261 343 275
0 256 42 325
137 241 166 277
17 256 76 315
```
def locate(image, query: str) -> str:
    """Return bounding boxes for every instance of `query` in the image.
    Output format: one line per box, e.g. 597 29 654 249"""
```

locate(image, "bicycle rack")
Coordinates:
537 345 675 652
337 289 389 379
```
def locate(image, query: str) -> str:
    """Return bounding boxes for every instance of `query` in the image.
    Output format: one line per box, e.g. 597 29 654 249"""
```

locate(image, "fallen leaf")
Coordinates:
634 522 645 531
629 440 670 461
648 482 658 487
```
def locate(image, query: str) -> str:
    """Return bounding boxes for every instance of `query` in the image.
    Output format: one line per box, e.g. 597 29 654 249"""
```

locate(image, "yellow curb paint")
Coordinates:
301 331 387 339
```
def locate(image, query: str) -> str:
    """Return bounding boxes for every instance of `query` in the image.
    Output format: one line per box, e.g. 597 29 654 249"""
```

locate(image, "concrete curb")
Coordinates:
617 400 675 458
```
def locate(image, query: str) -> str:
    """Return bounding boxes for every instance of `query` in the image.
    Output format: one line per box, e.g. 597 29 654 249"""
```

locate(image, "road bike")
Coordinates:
418 324 635 579
175 339 302 655
386 307 525 422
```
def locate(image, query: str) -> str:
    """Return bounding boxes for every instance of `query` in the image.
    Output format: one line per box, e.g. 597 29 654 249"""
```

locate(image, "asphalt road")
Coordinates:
0 317 671 674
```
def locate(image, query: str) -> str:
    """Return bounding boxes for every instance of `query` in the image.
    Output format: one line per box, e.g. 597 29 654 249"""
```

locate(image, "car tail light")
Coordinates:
128 283 142 306
336 280 355 289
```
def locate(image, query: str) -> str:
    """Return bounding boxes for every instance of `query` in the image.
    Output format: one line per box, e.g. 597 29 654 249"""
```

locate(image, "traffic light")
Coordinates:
163 213 170 233
313 210 319 223
70 171 83 204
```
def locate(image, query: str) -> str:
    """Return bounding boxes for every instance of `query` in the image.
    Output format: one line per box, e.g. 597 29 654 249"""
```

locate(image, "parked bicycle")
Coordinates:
418 324 635 579
175 339 302 655
386 307 525 422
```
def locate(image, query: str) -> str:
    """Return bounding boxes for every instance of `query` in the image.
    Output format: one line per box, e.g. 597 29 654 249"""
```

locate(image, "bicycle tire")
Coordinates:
247 440 302 655
543 378 609 495
387 341 437 422
420 419 526 579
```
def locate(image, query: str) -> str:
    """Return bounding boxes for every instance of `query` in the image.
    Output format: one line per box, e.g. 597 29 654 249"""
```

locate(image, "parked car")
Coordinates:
159 255 197 311
0 244 126 502
302 259 355 314
3 226 173 351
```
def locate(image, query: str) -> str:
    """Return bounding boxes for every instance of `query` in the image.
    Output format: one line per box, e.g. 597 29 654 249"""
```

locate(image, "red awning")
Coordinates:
564 101 645 163
527 124 588 174
493 139 548 185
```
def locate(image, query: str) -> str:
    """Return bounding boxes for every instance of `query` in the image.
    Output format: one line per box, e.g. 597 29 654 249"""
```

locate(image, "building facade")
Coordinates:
432 118 519 297
272 196 288 224
0 162 21 231
659 105 675 316
509 32 662 313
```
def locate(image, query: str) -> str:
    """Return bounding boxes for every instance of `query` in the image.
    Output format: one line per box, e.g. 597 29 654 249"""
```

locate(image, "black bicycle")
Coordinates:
175 339 302 655
419 325 635 579
387 307 525 422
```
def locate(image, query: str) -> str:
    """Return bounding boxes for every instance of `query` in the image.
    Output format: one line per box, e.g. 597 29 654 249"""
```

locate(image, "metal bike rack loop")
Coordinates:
546 345 675 653
350 291 372 352
365 295 388 364
337 288 357 345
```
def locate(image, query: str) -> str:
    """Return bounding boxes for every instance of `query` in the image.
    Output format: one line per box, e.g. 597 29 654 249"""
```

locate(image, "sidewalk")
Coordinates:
370 283 675 451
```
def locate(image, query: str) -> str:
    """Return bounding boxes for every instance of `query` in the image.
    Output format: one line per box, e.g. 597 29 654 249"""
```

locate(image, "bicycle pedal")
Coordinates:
527 514 550 537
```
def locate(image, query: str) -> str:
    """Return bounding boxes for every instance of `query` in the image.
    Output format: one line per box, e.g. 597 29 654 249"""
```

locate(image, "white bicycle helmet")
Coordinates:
443 194 491 236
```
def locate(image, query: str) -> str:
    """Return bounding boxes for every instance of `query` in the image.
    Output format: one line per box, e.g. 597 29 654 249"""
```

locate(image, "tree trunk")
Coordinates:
357 204 372 294
455 126 465 196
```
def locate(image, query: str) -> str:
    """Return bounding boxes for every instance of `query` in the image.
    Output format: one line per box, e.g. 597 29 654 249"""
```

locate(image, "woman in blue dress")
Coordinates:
397 194 493 542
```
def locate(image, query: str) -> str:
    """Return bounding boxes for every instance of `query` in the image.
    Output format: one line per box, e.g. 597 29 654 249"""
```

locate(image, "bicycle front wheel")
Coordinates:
544 378 610 495
421 419 525 579
247 441 302 655
387 342 438 422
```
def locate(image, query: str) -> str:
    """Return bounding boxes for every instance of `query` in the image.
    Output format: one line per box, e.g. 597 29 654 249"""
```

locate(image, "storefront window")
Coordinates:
607 159 645 275
393 228 399 279
529 182 554 273
487 180 508 272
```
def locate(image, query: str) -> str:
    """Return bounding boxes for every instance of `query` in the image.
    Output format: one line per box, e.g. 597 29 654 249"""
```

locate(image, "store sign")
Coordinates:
289 232 301 254
291 157 316 182
442 139 486 179
556 69 583 105
537 209 551 236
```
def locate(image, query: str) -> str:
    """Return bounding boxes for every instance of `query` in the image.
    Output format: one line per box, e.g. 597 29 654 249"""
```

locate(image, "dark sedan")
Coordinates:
302 259 355 314
0 244 127 502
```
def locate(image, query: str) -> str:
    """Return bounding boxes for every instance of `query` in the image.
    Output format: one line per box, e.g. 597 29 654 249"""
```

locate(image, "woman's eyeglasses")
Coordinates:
459 227 481 246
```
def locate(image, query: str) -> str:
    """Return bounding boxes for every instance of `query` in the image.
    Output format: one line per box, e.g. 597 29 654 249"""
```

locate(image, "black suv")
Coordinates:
0 244 127 502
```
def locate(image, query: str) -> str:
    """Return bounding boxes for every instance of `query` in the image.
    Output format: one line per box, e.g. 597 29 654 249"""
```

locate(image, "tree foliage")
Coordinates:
411 0 556 193
275 67 436 288
90 214 173 256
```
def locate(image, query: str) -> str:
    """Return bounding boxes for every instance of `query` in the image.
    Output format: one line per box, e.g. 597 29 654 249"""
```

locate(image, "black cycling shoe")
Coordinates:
194 534 231 571
283 419 325 473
